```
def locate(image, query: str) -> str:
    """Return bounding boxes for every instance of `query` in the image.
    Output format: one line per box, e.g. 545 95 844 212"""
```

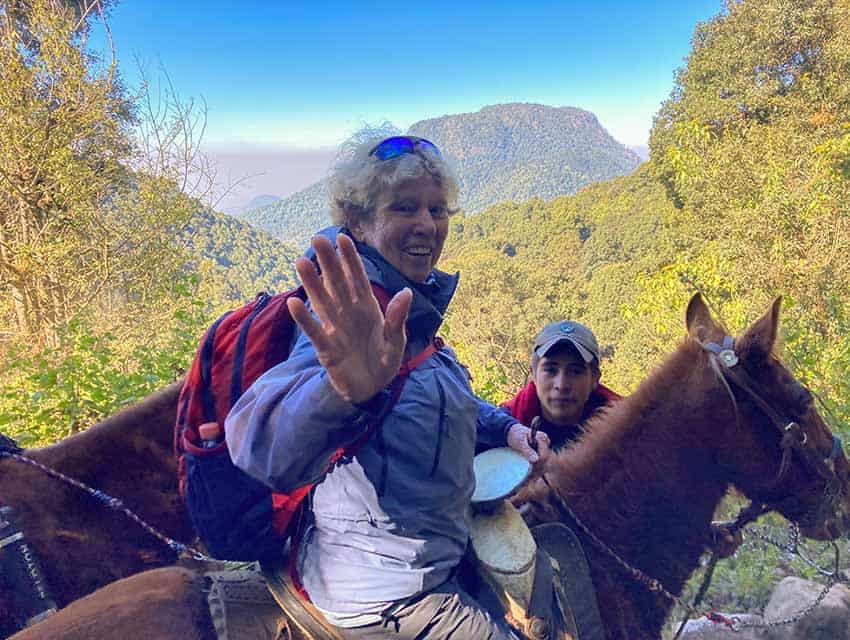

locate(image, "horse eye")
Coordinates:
790 385 813 415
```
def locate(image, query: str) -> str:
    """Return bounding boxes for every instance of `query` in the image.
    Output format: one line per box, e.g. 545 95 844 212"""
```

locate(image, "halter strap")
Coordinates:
700 335 843 488
704 335 739 368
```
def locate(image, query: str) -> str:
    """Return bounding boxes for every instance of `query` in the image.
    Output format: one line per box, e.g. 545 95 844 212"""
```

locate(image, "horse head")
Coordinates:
686 293 850 540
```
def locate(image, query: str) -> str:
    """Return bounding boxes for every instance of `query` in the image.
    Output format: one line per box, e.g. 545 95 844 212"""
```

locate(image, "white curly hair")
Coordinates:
328 131 461 228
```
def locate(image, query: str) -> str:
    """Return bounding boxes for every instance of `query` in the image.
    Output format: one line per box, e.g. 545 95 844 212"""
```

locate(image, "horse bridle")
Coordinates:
702 335 844 502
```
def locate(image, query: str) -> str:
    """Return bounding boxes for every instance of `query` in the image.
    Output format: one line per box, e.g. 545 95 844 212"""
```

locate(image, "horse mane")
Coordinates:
553 336 711 493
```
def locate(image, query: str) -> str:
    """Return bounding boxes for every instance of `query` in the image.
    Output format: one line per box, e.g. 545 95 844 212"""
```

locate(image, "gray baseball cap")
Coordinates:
533 320 600 363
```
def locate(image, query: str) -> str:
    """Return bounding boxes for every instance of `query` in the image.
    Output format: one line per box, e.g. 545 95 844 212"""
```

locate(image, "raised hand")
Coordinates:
286 234 413 405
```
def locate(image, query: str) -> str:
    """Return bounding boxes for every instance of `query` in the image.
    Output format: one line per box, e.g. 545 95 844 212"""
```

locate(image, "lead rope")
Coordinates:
0 449 212 562
539 473 845 634
537 473 741 629
671 502 769 639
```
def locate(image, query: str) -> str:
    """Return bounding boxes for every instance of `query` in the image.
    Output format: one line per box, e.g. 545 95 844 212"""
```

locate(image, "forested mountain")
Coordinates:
240 103 641 250
223 194 281 217
239 179 330 253
410 103 642 211
179 209 299 305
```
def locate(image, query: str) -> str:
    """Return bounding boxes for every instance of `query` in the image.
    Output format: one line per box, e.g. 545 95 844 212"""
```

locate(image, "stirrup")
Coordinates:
532 522 606 640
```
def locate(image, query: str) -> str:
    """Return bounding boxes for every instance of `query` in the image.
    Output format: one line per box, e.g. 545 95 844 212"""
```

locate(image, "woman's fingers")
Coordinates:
338 234 374 303
294 256 337 324
312 235 353 308
286 296 333 355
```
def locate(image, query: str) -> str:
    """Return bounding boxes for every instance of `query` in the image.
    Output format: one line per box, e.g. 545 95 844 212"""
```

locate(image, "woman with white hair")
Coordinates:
225 136 548 638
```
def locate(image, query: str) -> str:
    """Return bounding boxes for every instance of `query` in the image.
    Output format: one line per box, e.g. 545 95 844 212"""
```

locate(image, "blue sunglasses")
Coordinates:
369 136 442 161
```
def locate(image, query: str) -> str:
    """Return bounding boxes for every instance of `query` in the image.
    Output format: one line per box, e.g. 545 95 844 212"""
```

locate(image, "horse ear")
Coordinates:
740 296 782 359
685 293 717 342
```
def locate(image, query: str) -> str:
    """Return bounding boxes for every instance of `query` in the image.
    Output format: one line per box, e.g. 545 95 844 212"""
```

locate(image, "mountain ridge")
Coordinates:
240 102 642 250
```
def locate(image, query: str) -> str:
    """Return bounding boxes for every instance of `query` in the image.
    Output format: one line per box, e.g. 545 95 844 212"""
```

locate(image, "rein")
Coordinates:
0 446 209 561
0 434 212 632
538 471 755 631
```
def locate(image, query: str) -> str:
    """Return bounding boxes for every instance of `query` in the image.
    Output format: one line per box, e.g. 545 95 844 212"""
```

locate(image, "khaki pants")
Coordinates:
334 578 520 640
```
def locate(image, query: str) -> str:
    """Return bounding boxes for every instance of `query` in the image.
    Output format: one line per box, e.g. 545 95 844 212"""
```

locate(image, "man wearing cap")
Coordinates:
502 320 620 450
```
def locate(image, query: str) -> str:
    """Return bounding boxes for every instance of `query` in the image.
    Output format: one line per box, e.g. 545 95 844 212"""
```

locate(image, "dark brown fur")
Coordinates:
9 568 214 640
0 381 193 614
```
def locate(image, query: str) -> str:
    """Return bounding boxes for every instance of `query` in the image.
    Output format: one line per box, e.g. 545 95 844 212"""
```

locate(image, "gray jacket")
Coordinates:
225 238 517 616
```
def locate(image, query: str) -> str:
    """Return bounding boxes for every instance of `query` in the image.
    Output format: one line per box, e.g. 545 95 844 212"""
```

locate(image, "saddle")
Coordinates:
204 564 339 640
203 522 602 640
466 505 605 640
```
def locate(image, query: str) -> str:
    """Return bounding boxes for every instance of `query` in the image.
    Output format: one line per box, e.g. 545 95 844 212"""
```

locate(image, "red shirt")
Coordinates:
501 380 621 449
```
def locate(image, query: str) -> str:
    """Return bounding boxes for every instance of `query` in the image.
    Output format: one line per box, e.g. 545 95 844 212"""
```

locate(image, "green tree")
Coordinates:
0 0 204 349
0 0 229 440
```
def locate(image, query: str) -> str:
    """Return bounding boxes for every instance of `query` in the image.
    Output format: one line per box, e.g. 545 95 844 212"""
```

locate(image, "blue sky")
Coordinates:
91 1 722 150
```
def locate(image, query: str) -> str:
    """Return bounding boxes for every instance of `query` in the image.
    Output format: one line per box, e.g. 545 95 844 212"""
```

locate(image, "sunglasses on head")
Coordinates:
369 136 442 161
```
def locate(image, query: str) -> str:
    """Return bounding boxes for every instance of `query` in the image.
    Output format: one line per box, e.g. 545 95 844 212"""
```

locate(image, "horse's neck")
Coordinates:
32 381 181 477
563 348 731 593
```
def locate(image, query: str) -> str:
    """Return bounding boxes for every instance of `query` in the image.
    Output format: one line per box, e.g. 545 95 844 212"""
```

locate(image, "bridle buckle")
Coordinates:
784 421 807 446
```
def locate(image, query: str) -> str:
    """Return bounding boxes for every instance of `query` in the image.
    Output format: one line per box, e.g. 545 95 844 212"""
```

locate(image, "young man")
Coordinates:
502 320 620 450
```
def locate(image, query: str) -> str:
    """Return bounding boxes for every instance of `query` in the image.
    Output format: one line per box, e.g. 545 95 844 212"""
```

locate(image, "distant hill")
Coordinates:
222 193 282 218
628 145 650 161
179 209 299 305
239 180 329 252
240 103 642 250
410 103 642 212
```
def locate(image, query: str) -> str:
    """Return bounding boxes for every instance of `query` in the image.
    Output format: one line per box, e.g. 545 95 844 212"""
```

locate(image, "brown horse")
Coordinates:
515 295 850 638
0 381 194 635
9 295 850 640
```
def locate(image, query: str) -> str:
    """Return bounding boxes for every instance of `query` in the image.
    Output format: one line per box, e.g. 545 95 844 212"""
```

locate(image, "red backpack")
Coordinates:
175 285 438 561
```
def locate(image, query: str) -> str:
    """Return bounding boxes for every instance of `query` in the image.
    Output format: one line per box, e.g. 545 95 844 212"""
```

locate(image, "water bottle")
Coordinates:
198 421 223 449
0 506 57 630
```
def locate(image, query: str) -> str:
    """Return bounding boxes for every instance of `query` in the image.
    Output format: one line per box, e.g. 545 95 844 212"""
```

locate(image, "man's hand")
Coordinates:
507 423 551 466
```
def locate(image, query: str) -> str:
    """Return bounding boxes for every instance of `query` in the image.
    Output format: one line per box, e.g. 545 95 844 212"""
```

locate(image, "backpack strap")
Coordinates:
230 293 274 407
200 310 233 424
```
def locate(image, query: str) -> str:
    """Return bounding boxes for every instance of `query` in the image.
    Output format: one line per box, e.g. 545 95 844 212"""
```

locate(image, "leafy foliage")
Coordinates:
179 208 299 307
441 165 680 402
0 275 206 446
0 0 297 443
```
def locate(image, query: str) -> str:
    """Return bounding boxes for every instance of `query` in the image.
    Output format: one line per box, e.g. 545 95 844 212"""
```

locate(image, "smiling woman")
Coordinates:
349 174 450 283
219 134 546 639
